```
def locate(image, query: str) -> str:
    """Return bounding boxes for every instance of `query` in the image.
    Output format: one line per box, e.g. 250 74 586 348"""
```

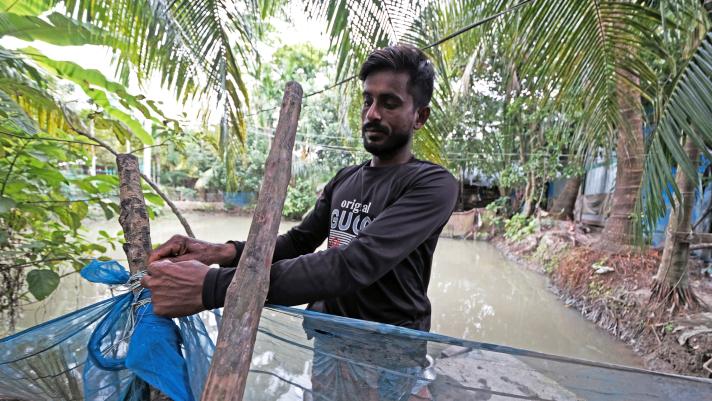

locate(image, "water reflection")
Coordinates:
239 307 691 401
429 238 639 365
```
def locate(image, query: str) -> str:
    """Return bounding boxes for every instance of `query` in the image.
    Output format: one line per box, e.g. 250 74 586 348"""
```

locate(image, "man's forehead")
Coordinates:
362 70 410 94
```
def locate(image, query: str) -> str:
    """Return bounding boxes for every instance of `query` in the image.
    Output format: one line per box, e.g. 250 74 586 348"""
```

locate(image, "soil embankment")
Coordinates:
490 220 712 378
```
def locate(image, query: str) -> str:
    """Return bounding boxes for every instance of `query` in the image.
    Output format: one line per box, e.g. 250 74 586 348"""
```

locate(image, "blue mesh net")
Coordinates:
1 260 711 401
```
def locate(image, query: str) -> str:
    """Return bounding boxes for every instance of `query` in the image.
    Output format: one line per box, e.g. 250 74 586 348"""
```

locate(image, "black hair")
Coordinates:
358 44 435 109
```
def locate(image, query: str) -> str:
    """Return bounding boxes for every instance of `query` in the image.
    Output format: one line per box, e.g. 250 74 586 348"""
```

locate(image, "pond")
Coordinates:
11 211 640 367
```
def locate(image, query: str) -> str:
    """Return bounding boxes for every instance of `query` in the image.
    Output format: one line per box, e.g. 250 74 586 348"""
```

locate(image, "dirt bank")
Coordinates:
490 220 712 378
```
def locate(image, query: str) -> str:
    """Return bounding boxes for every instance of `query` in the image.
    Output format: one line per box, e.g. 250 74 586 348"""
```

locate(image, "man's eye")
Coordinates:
384 102 398 109
363 99 372 107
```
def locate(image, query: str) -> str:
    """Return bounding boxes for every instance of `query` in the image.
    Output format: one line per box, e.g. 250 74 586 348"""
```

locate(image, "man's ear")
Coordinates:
414 106 430 130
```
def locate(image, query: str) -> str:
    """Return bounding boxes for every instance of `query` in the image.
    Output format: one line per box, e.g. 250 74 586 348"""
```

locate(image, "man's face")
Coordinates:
361 70 428 158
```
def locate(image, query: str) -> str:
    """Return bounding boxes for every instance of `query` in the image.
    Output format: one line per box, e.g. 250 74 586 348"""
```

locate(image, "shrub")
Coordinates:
282 178 316 220
504 214 538 241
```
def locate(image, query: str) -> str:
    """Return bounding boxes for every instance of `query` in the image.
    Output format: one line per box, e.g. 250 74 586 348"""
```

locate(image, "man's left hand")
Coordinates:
141 259 210 317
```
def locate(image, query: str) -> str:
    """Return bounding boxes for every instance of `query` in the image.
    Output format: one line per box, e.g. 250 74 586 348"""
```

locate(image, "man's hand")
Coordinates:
148 234 236 266
141 259 210 317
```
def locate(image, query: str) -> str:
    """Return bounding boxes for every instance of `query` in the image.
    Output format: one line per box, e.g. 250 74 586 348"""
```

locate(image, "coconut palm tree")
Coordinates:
1 0 279 190
648 0 712 309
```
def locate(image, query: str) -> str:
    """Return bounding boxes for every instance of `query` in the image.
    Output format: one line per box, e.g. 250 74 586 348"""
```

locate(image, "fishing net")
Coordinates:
1 260 711 401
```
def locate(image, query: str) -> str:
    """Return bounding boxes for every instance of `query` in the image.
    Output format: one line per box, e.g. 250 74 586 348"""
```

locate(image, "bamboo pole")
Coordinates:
201 82 302 401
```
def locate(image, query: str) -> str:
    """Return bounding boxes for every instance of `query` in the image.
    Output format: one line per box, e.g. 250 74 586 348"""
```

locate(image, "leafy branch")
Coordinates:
60 106 195 239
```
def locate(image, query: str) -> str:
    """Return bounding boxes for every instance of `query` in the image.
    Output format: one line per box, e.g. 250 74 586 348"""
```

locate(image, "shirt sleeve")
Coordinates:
202 170 338 309
203 166 457 309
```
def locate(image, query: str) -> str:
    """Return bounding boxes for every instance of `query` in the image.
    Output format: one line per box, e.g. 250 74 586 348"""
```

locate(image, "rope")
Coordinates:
99 271 151 358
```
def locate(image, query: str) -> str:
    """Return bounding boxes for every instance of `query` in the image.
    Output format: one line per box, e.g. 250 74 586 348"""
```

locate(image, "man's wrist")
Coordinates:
212 242 237 266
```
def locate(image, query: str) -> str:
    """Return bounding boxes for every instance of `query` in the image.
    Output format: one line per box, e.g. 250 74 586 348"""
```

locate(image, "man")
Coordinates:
143 44 457 400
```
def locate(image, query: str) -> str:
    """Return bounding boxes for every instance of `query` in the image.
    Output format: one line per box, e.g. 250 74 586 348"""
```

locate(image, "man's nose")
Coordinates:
365 103 381 122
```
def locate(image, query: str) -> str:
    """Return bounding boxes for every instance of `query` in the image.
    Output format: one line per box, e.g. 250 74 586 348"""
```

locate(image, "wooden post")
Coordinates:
117 154 152 274
201 82 302 401
116 153 169 401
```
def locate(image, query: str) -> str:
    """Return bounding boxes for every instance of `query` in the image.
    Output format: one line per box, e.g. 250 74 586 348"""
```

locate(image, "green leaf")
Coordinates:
72 259 85 271
0 196 16 213
99 202 114 220
56 207 78 230
66 201 87 229
88 243 107 253
26 269 60 301
144 192 164 206
0 0 55 16
50 231 65 244
26 165 66 186
0 228 8 245
0 12 104 46
26 240 46 250
85 88 153 144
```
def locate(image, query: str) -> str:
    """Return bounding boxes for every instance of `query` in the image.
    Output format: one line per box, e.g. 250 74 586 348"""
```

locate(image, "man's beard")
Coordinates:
361 122 411 158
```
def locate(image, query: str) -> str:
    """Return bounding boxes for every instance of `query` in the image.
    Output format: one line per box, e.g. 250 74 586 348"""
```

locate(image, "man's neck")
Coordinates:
370 149 413 167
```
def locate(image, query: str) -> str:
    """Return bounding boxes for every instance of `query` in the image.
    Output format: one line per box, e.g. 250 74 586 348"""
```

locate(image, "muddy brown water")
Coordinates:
9 212 640 367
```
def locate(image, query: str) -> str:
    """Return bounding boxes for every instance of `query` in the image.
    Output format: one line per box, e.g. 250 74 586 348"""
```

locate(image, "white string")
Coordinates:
100 271 152 357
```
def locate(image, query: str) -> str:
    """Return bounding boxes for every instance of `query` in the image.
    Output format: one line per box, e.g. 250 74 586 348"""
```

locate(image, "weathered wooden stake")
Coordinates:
201 82 302 401
117 154 152 274
116 154 169 401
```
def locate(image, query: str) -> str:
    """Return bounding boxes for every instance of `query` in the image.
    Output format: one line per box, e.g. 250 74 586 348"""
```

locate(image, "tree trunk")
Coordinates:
650 137 702 311
652 0 709 311
521 172 538 217
521 123 546 218
549 175 581 220
599 69 645 250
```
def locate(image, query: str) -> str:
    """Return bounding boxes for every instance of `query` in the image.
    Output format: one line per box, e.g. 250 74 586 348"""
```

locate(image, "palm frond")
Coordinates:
0 0 58 16
0 88 41 136
39 0 266 152
0 12 107 46
20 49 165 143
0 47 68 134
639 30 712 233
305 0 423 79
402 0 512 166
505 1 664 159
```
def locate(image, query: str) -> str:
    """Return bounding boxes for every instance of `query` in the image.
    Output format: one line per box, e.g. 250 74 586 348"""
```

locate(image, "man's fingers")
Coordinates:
147 259 172 276
170 253 198 263
148 241 181 263
140 275 152 289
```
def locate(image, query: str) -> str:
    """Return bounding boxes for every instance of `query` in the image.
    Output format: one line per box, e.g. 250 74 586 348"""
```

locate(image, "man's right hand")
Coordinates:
148 234 236 266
